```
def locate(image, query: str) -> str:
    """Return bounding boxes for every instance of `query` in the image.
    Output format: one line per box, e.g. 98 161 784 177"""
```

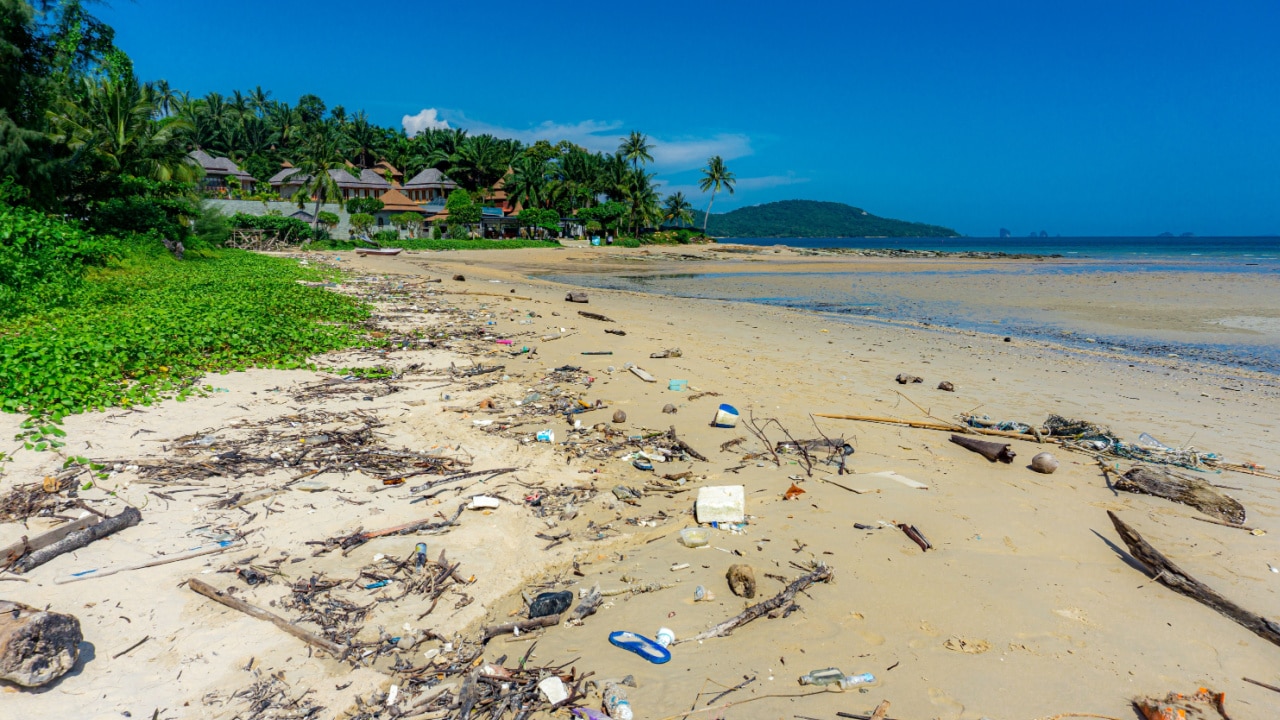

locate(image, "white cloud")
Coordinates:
437 112 752 172
733 173 810 191
402 108 450 135
649 134 752 169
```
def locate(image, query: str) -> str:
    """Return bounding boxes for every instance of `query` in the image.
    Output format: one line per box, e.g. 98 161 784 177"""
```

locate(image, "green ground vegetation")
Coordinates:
0 245 368 422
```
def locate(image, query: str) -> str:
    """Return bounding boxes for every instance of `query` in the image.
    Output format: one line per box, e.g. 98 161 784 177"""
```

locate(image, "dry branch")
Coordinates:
1107 511 1280 648
481 614 560 643
14 507 141 573
187 577 346 656
678 564 833 644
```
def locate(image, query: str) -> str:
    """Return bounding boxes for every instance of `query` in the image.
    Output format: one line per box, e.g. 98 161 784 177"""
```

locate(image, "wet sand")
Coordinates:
3 244 1278 719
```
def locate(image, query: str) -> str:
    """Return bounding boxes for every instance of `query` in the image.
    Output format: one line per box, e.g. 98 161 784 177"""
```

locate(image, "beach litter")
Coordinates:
1133 688 1231 720
950 434 1017 463
696 485 745 524
1108 511 1280 648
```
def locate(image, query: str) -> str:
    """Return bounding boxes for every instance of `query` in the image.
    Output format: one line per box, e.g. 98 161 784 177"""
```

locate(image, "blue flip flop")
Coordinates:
608 630 671 664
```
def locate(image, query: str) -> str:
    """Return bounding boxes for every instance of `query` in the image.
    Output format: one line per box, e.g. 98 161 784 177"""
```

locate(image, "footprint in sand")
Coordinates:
1003 536 1018 552
928 687 966 715
1053 607 1097 627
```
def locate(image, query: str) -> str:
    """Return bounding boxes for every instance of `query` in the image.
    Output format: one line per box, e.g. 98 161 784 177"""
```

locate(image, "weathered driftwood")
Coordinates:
1107 511 1280 648
577 310 613 322
0 601 82 687
14 507 141 573
0 514 100 570
568 586 602 624
481 614 560 643
666 426 708 461
950 434 1016 463
187 577 346 657
1115 466 1246 525
678 564 833 644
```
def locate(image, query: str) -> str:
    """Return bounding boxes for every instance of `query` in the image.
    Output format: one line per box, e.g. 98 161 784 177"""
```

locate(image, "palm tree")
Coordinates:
343 111 383 168
619 131 653 176
506 155 549 210
47 76 199 183
662 192 694 228
698 155 735 234
248 86 272 117
291 125 346 233
450 134 516 194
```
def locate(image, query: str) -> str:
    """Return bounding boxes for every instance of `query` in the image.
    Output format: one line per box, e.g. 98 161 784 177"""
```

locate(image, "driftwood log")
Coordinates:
949 434 1016 463
577 310 613 322
1 514 100 570
666 426 708 461
481 614 560 643
14 507 141 573
186 578 346 656
1107 511 1280 648
677 564 833 644
568 586 602 624
1115 466 1246 525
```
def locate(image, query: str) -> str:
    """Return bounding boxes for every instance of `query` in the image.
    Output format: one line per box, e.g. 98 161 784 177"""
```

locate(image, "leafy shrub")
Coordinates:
0 195 110 318
0 250 369 415
445 189 481 225
228 213 312 243
372 229 399 244
85 176 200 243
346 197 384 215
447 223 469 240
317 211 340 227
350 213 375 236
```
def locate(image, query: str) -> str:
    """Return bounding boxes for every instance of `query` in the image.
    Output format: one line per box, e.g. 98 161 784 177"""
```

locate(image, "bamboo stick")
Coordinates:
187 577 345 657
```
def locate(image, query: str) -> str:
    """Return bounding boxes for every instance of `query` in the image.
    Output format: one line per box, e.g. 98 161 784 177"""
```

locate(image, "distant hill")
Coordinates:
700 200 959 238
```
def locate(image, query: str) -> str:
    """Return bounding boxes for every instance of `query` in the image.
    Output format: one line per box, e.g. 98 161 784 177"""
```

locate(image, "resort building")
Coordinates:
401 168 458 204
189 150 257 195
374 187 426 229
269 166 391 201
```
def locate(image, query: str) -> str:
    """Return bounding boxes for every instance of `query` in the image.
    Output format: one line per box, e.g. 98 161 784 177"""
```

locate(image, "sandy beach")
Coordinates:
3 244 1279 719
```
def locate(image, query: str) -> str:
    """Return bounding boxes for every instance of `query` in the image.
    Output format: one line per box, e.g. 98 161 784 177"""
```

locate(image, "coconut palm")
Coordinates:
291 125 346 232
662 192 694 228
697 155 735 233
47 76 199 183
619 131 653 176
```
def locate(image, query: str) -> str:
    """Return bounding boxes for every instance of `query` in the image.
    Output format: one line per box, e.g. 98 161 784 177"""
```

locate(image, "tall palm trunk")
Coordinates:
702 190 718 233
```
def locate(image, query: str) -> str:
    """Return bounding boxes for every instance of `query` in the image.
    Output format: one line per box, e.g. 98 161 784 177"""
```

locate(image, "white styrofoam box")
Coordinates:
695 485 745 524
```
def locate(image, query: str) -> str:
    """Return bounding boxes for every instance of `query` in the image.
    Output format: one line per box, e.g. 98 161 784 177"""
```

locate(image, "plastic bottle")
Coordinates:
655 627 675 648
798 668 877 690
602 681 633 720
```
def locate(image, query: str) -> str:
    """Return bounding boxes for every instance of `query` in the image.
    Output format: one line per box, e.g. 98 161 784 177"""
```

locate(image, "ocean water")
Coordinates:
727 235 1280 262
541 236 1280 374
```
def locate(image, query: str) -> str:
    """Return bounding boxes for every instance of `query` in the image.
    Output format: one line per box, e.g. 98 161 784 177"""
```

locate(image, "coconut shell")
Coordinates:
1030 452 1060 474
612 410 627 424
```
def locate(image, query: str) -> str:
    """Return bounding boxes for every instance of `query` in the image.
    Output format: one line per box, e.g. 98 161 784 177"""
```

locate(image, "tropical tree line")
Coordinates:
0 0 735 239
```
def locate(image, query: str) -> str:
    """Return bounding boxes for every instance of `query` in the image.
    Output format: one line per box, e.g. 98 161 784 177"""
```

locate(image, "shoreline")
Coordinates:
3 245 1278 719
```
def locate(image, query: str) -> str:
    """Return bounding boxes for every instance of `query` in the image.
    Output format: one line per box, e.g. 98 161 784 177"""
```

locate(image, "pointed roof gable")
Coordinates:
378 187 425 214
403 168 458 190
188 150 255 181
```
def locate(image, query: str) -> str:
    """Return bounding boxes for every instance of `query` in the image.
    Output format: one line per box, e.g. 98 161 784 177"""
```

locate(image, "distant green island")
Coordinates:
702 200 960 238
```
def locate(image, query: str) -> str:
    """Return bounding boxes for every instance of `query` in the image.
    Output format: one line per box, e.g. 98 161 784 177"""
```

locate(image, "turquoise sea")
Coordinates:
543 236 1280 374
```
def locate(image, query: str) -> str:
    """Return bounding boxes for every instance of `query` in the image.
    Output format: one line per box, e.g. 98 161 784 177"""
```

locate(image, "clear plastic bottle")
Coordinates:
602 681 633 720
799 668 877 690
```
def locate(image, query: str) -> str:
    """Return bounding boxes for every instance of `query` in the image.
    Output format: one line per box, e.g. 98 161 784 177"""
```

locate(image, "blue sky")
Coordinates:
102 1 1280 236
